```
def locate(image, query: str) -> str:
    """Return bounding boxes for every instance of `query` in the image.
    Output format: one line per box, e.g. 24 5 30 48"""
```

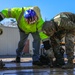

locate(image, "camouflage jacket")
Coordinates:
53 12 75 32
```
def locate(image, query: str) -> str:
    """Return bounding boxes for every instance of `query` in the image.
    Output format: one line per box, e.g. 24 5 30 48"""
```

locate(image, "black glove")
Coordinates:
43 40 51 50
0 28 3 35
0 12 5 21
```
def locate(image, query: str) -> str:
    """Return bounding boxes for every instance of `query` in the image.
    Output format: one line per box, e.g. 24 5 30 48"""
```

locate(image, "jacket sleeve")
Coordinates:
60 17 75 30
1 9 9 17
38 19 49 40
1 8 22 19
39 31 49 40
54 14 75 30
36 17 49 40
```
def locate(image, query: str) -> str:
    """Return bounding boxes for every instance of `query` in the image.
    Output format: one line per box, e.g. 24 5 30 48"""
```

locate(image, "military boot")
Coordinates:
53 49 65 68
11 56 20 63
16 56 20 63
62 59 74 69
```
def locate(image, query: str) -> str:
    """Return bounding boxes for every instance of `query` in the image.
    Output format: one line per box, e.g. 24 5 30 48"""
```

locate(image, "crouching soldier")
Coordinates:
42 12 75 69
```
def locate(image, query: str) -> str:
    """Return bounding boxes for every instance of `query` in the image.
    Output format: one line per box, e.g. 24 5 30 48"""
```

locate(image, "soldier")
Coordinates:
42 12 75 69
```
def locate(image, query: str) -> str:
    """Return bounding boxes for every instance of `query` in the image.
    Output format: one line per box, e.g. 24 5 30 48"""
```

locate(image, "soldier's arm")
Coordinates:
60 17 75 30
54 15 75 30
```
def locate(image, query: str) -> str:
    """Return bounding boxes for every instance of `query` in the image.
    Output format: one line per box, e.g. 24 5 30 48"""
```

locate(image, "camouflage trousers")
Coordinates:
65 33 74 63
50 30 75 64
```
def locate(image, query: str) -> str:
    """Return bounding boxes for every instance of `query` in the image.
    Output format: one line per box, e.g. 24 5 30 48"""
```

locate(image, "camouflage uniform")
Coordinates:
42 12 75 68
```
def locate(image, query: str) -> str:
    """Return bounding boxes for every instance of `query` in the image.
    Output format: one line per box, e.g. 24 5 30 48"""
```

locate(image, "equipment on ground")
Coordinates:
0 60 5 69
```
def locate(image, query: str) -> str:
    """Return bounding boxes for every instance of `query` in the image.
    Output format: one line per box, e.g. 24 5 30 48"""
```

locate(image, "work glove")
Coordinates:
43 39 51 50
0 28 3 35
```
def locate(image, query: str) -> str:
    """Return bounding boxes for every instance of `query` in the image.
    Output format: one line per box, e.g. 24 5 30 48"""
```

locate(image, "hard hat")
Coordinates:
24 9 38 24
24 9 36 19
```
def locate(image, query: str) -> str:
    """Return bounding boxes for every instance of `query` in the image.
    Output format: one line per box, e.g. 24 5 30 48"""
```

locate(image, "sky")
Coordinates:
0 0 75 20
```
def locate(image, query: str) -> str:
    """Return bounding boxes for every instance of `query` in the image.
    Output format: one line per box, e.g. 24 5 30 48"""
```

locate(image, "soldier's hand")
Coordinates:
0 28 3 35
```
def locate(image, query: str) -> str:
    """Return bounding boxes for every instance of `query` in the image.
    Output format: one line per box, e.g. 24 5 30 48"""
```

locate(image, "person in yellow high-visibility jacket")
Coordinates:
0 6 51 66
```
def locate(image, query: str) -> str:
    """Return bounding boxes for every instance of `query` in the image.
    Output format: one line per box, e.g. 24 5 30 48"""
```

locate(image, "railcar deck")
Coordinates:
0 57 75 75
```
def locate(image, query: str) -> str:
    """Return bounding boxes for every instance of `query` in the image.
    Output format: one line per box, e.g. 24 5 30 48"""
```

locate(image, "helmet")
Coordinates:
24 9 36 19
24 9 38 24
42 21 56 36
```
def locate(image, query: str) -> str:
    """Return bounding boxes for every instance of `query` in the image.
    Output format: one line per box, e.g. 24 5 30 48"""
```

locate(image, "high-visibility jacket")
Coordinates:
1 6 48 40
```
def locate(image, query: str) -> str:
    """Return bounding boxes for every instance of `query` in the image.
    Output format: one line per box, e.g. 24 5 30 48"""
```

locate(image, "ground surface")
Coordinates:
0 57 75 75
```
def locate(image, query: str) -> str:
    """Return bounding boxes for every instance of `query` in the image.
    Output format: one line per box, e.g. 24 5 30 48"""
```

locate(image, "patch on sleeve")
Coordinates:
54 15 60 20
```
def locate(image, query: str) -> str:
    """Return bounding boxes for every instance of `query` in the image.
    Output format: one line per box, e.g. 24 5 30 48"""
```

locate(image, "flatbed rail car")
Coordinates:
0 26 75 75
0 57 75 75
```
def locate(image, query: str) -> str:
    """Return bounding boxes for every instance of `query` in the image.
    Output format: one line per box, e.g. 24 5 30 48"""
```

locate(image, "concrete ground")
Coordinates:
0 57 75 75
